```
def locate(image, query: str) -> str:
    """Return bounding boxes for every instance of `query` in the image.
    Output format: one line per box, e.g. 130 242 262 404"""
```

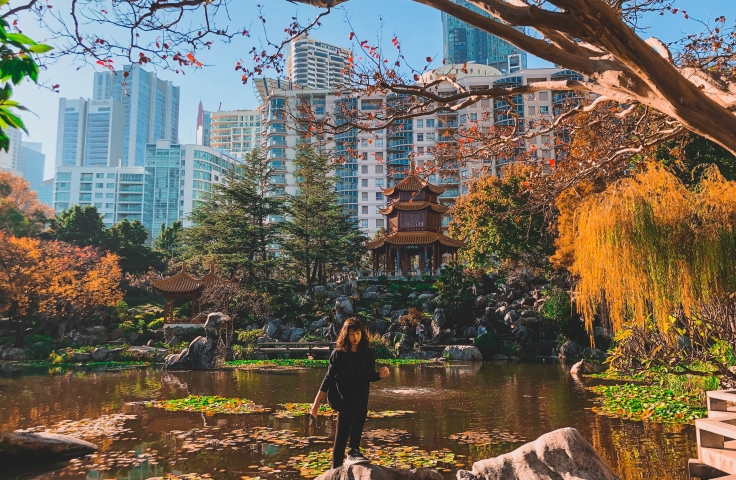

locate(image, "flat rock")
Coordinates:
441 345 483 361
317 463 443 480
457 427 620 480
571 360 607 375
91 348 108 361
0 431 98 459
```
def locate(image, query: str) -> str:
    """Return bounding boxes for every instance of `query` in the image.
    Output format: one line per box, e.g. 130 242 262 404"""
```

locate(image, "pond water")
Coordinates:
0 362 696 479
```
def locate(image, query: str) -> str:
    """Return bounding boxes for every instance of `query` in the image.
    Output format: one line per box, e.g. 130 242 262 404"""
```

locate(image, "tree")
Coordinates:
280 145 366 287
107 219 163 275
450 165 554 270
154 220 184 262
44 205 107 247
185 149 283 282
0 233 123 345
0 171 53 237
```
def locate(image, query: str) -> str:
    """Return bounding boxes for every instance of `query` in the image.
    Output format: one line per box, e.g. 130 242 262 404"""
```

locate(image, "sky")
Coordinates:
11 0 735 180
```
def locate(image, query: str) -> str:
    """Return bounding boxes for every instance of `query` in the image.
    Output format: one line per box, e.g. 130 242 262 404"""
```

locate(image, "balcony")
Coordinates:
269 161 286 171
269 175 287 185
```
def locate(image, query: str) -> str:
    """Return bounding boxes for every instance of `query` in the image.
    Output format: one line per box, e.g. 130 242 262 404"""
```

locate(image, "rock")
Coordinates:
521 297 536 307
441 345 483 361
380 305 393 317
391 310 409 323
71 352 91 362
366 285 381 293
475 295 488 307
421 303 431 313
408 293 418 299
418 293 434 301
256 336 275 345
314 286 326 293
491 354 509 361
280 327 293 342
457 427 619 480
431 309 446 338
86 326 106 335
310 318 328 332
400 350 441 360
463 327 477 339
0 432 98 460
164 312 231 370
521 309 537 318
146 339 155 347
263 319 282 339
0 348 27 361
503 310 519 325
111 328 125 340
396 334 415 354
558 341 582 359
382 332 402 346
363 292 381 299
335 296 354 327
107 348 124 357
570 360 607 375
582 347 608 362
368 320 389 335
315 463 443 480
513 326 530 341
127 332 139 343
91 348 108 361
494 305 509 318
327 291 339 300
289 328 306 342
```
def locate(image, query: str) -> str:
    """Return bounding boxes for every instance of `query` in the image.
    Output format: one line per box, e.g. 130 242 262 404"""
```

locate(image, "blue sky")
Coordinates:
12 0 733 179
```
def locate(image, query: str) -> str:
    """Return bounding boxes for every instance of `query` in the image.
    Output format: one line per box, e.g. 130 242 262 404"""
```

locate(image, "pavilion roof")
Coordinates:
151 263 233 295
365 231 465 250
381 174 447 196
378 201 450 215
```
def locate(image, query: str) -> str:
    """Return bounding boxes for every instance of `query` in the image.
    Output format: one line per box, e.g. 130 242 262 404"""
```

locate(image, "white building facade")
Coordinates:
209 109 261 159
287 35 351 90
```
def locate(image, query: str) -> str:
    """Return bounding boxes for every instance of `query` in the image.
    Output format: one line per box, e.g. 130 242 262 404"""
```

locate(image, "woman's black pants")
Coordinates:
332 410 367 468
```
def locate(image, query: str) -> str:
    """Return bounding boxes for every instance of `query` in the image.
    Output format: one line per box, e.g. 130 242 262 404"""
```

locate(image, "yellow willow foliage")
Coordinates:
569 162 736 339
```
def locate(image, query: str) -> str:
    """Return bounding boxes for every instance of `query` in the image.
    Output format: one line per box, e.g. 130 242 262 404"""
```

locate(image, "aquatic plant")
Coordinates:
589 383 706 423
145 395 269 415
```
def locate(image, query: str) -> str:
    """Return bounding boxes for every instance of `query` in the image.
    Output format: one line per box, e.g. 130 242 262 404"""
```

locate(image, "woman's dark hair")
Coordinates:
335 318 371 352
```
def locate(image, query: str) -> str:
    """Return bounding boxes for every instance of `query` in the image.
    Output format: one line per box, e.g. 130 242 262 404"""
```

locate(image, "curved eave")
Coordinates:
378 202 451 215
151 272 204 294
381 174 447 196
366 231 465 250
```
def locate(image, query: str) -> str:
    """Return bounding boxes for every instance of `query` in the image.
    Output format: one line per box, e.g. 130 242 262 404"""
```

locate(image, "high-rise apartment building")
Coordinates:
196 101 212 147
143 140 242 240
0 127 22 175
442 0 527 74
209 109 261 159
54 97 125 167
287 35 351 90
93 64 180 166
19 142 45 194
260 66 583 237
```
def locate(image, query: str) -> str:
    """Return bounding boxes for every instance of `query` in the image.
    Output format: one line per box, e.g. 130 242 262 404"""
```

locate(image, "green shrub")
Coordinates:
370 333 395 359
231 344 254 360
23 334 54 345
541 287 588 345
413 283 434 293
474 332 498 359
49 351 64 364
28 342 52 360
147 318 165 330
236 329 262 346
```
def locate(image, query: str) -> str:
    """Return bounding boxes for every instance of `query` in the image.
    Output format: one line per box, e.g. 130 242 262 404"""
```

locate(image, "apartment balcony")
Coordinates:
269 175 287 185
439 189 459 198
269 161 286 171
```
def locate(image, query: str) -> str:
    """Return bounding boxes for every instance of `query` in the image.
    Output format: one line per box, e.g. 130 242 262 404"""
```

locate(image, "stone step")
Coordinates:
696 418 736 442
699 447 736 475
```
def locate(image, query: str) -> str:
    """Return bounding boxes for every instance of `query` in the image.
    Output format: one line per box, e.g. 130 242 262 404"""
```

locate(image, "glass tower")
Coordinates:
441 0 528 74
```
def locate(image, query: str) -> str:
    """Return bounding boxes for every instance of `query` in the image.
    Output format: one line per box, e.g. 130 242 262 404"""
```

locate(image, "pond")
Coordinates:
0 362 696 479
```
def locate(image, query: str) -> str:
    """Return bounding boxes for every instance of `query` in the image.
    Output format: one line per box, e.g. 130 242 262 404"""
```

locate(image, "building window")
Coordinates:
80 173 93 181
105 203 114 209
107 183 115 189
375 165 383 174
361 139 368 147
96 183 104 188
416 120 423 128
361 179 368 187
95 193 103 199
362 206 368 214
361 165 368 174
540 106 549 114
376 139 383 147
426 133 436 141
417 133 424 142
375 192 384 200
94 203 102 208
360 219 369 229
426 119 435 128
106 193 114 199
539 92 549 101
375 179 384 187
107 173 116 179
376 219 384 228
96 173 104 179
79 193 92 201
57 172 72 181
417 146 425 154
362 192 368 201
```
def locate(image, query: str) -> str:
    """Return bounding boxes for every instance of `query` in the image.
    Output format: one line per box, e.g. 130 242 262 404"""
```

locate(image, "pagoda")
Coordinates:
365 161 464 276
151 263 234 325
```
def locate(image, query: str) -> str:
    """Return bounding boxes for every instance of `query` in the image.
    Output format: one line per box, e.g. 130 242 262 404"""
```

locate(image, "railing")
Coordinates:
254 341 335 354
689 389 736 479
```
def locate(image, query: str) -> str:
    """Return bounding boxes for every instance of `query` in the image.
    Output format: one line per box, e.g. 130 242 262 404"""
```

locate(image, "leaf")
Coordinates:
28 44 53 54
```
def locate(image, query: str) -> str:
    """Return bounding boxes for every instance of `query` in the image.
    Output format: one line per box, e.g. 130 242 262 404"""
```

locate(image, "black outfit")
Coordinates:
319 347 383 467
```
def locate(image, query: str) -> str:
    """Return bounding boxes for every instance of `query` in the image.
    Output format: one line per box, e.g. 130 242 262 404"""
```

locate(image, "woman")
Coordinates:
310 318 390 468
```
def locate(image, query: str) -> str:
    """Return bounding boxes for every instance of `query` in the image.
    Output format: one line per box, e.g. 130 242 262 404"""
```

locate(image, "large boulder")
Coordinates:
263 319 282 339
1 348 28 361
582 347 608 362
571 360 608 376
441 345 483 361
164 312 231 370
310 318 328 332
365 285 381 293
457 427 619 480
91 348 108 361
316 464 443 480
289 328 306 342
0 432 98 459
363 292 381 300
431 308 446 338
368 320 390 335
558 341 583 360
335 296 354 327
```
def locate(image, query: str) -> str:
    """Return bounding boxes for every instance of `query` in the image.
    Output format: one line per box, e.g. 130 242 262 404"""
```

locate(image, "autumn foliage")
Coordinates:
0 171 54 236
0 233 123 344
559 163 736 341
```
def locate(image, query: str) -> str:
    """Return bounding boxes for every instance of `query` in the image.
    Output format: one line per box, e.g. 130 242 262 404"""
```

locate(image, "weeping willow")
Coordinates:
568 162 736 340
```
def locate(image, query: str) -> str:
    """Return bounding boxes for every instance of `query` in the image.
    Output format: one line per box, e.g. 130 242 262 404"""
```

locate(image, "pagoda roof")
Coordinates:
365 231 465 250
378 201 450 215
152 263 232 295
381 174 447 196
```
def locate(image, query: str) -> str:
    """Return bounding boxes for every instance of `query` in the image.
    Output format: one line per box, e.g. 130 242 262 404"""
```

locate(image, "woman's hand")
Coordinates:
379 366 390 378
309 401 321 418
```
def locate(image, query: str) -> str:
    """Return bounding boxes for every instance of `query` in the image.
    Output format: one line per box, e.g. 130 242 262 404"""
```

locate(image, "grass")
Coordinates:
589 383 707 423
225 358 433 368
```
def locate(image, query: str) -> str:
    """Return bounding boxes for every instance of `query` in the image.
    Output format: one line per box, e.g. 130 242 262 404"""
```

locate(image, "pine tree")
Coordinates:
185 149 283 283
154 220 184 262
280 145 366 287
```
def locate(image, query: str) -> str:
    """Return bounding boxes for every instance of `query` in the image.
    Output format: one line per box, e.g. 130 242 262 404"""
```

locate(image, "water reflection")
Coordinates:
0 363 696 479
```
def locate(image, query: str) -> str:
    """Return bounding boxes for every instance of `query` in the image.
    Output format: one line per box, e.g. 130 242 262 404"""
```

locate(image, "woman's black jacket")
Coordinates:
319 347 382 415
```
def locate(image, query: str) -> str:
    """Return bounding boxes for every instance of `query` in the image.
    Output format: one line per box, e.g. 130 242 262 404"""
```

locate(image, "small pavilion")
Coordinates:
365 162 465 276
151 263 233 325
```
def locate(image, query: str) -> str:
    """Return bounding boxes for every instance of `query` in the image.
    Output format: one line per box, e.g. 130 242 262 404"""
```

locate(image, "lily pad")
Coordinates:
448 429 525 446
16 413 137 441
589 384 706 423
363 428 410 443
145 395 269 415
274 403 415 419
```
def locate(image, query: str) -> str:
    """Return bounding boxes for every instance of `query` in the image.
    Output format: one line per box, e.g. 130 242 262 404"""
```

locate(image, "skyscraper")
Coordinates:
19 142 46 194
196 101 211 147
287 35 350 90
442 0 527 74
93 64 180 166
209 109 261 159
54 97 125 167
0 127 22 175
